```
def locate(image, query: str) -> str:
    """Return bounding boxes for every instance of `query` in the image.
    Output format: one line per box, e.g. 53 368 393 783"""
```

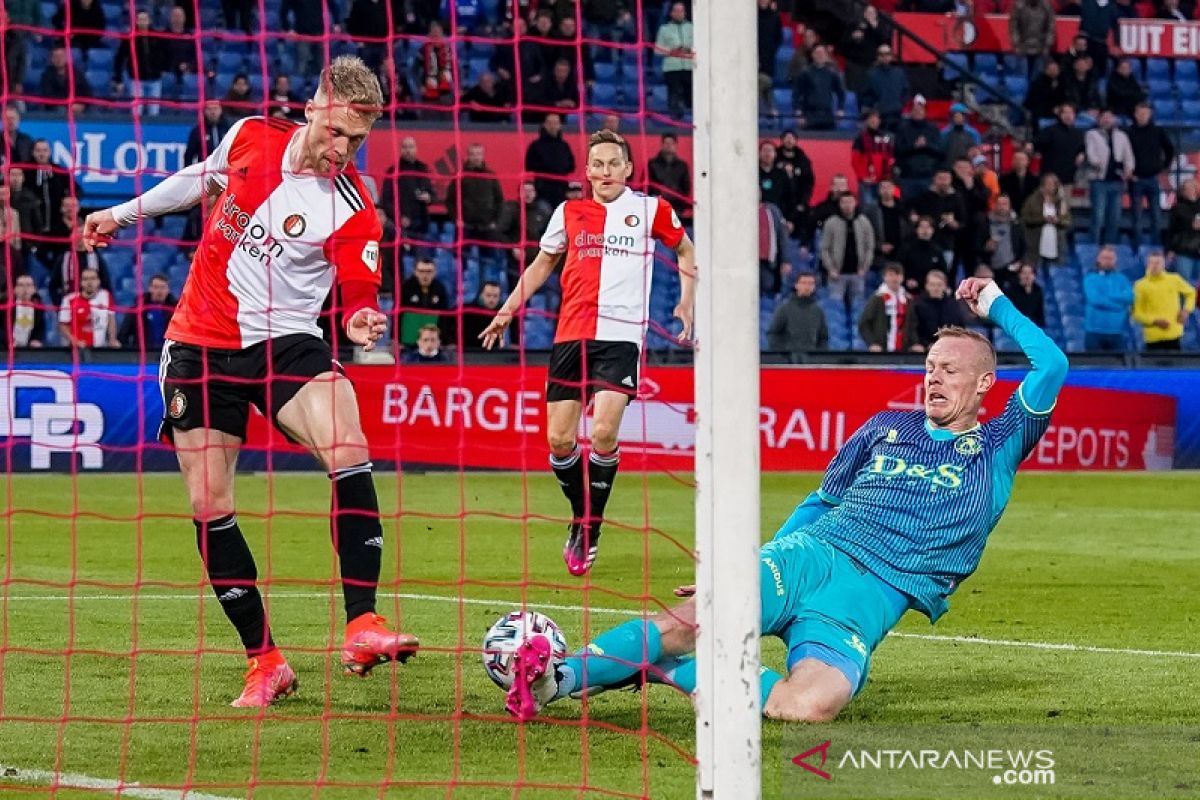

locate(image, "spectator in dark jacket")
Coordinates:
647 133 691 217
898 216 948 293
39 46 92 114
1034 103 1085 188
893 97 943 200
2 106 35 168
839 4 890 93
1168 178 1200 284
792 45 845 131
1062 55 1101 115
53 0 106 56
118 274 176 350
524 113 575 207
757 0 784 115
904 269 966 349
161 7 198 83
184 101 231 166
1009 0 1056 77
1024 60 1067 123
346 0 389 68
446 144 506 244
460 72 513 123
858 44 909 130
221 73 256 120
398 257 450 346
1106 58 1146 118
1127 102 1175 248
775 130 815 235
758 141 793 226
999 150 1040 212
767 272 828 360
497 181 553 286
112 10 165 116
381 137 435 245
760 199 792 296
858 263 911 351
1003 262 1046 327
461 281 519 349
864 178 908 262
1079 0 1119 75
911 169 965 261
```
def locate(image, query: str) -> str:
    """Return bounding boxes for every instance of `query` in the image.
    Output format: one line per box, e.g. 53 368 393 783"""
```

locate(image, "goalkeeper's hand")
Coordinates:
955 277 998 318
82 209 120 251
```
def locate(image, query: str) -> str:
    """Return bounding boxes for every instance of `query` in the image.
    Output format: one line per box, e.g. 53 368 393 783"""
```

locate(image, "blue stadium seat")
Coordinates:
942 53 969 82
771 88 792 117
974 53 999 75
1148 77 1172 97
775 46 793 85
591 81 617 107
594 62 617 82
1182 99 1200 122
842 91 858 118
1152 99 1179 124
1146 58 1171 79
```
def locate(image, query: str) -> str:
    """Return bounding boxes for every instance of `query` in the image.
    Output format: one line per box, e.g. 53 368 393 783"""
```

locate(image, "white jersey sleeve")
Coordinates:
538 202 568 254
111 117 250 225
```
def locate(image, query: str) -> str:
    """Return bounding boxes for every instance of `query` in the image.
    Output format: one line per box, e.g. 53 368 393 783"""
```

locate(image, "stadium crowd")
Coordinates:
0 0 1198 354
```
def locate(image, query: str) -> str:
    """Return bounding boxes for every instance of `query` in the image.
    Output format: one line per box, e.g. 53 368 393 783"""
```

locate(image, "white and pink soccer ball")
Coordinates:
482 610 568 690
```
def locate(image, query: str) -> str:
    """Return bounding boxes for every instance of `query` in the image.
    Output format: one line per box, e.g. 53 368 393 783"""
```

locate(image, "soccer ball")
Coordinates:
482 610 568 690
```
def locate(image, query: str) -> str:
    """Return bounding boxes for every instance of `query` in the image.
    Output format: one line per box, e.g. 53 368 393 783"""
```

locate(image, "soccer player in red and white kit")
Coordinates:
82 57 418 707
481 129 696 575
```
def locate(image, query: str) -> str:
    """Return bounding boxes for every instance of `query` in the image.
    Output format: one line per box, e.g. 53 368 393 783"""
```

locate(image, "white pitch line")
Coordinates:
0 764 240 800
5 590 1200 660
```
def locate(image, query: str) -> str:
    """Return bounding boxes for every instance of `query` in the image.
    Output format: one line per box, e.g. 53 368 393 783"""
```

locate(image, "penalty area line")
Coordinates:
6 590 1200 660
0 763 240 800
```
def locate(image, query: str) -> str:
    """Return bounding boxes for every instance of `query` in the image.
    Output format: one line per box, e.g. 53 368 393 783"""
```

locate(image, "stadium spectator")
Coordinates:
58 266 118 349
446 143 505 245
1009 0 1056 77
583 0 636 42
1079 0 1119 76
280 0 324 78
767 271 828 360
525 113 575 208
39 46 92 114
774 130 814 236
419 20 454 102
821 193 875 304
809 173 849 242
1035 103 1085 189
492 16 546 103
952 156 991 270
1133 252 1196 351
161 6 198 84
0 182 24 277
398 256 450 346
112 10 165 117
52 0 106 58
23 139 79 274
858 263 910 352
757 0 784 115
974 155 1001 209
1085 109 1135 246
1063 56 1102 116
1000 150 1039 212
894 96 943 200
375 207 399 295
758 140 793 232
184 101 231 166
911 169 964 268
398 0 440 33
565 179 584 201
1021 173 1073 270
859 44 909 130
461 72 513 123
903 268 965 351
1127 102 1174 248
2 106 35 169
461 281 517 349
655 2 695 117
1057 34 1093 78
1024 60 1067 123
10 274 47 348
1003 262 1045 328
985 194 1023 271
5 167 41 265
48 196 111 304
0 7 30 97
498 181 552 285
898 215 946 293
536 58 581 110
1106 59 1146 119
940 104 982 166
759 196 792 296
221 74 256 120
864 178 906 261
381 136 435 250
118 273 176 350
1158 0 1189 20
268 75 304 121
1083 245 1134 351
1168 178 1200 283
839 5 890 94
545 15 595 86
793 44 845 131
402 324 448 363
346 0 389 69
600 114 621 133
786 26 821 81
648 133 692 218
850 109 894 208
375 56 417 119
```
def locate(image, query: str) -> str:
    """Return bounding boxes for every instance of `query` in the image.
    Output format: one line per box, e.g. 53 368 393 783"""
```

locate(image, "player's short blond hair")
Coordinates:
314 55 383 122
588 129 632 163
933 326 997 371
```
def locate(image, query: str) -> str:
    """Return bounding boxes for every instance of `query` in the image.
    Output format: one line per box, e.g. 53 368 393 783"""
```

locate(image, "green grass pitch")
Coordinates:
1 471 1197 799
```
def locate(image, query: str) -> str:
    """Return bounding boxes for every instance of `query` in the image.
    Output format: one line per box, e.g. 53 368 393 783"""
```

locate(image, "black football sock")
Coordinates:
550 444 586 520
330 462 383 624
586 447 620 527
195 514 274 657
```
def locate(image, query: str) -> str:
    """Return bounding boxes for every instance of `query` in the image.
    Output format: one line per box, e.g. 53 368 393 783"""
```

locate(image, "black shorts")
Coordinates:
546 339 640 404
158 333 341 443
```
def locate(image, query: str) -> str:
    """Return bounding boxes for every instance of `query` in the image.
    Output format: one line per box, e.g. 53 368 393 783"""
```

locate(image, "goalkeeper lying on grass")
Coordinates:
501 277 1069 722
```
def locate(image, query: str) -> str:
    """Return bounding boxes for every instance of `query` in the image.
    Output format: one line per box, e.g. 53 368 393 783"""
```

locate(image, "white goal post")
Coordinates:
692 0 763 798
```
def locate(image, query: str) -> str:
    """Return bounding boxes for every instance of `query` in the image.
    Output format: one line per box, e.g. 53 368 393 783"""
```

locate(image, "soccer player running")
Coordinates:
81 57 417 707
481 130 696 576
503 276 1069 721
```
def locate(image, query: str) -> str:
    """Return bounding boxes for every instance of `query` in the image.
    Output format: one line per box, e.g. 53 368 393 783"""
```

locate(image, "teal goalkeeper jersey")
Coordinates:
789 295 1069 621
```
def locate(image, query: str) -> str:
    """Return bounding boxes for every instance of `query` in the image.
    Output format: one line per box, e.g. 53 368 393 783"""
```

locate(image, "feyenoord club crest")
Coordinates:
168 390 187 419
624 214 640 227
282 213 306 237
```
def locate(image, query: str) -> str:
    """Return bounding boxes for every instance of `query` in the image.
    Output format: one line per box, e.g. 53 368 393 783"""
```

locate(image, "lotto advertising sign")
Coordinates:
0 366 1181 472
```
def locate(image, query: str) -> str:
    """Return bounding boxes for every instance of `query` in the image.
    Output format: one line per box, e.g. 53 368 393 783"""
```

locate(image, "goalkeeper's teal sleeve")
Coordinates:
772 491 836 541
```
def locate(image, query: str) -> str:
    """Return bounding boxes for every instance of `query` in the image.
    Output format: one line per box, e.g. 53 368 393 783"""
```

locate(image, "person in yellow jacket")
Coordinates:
1133 252 1197 351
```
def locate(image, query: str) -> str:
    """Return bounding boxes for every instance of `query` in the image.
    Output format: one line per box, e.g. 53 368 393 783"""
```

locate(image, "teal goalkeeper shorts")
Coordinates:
759 532 909 695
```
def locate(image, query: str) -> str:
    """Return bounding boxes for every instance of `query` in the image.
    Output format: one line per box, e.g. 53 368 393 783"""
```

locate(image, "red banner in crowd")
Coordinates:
1116 19 1200 56
246 367 1177 472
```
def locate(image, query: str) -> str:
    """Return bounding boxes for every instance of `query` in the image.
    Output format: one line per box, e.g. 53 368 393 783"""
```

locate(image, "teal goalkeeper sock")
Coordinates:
760 666 784 711
645 657 784 712
557 619 662 698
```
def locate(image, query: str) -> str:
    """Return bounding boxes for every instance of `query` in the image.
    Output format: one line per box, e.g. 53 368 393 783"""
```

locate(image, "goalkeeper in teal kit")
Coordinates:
501 278 1070 722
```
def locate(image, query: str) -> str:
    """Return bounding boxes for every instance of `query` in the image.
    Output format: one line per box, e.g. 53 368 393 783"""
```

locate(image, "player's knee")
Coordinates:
589 421 619 453
190 490 234 521
763 689 845 723
654 600 697 655
547 431 577 455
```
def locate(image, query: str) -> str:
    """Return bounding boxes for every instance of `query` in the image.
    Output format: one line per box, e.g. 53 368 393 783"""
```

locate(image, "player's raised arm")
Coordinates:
82 117 249 251
957 277 1069 413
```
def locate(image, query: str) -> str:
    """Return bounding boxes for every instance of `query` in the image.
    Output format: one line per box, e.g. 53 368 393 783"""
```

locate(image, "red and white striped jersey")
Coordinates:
124 117 382 349
539 189 685 345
